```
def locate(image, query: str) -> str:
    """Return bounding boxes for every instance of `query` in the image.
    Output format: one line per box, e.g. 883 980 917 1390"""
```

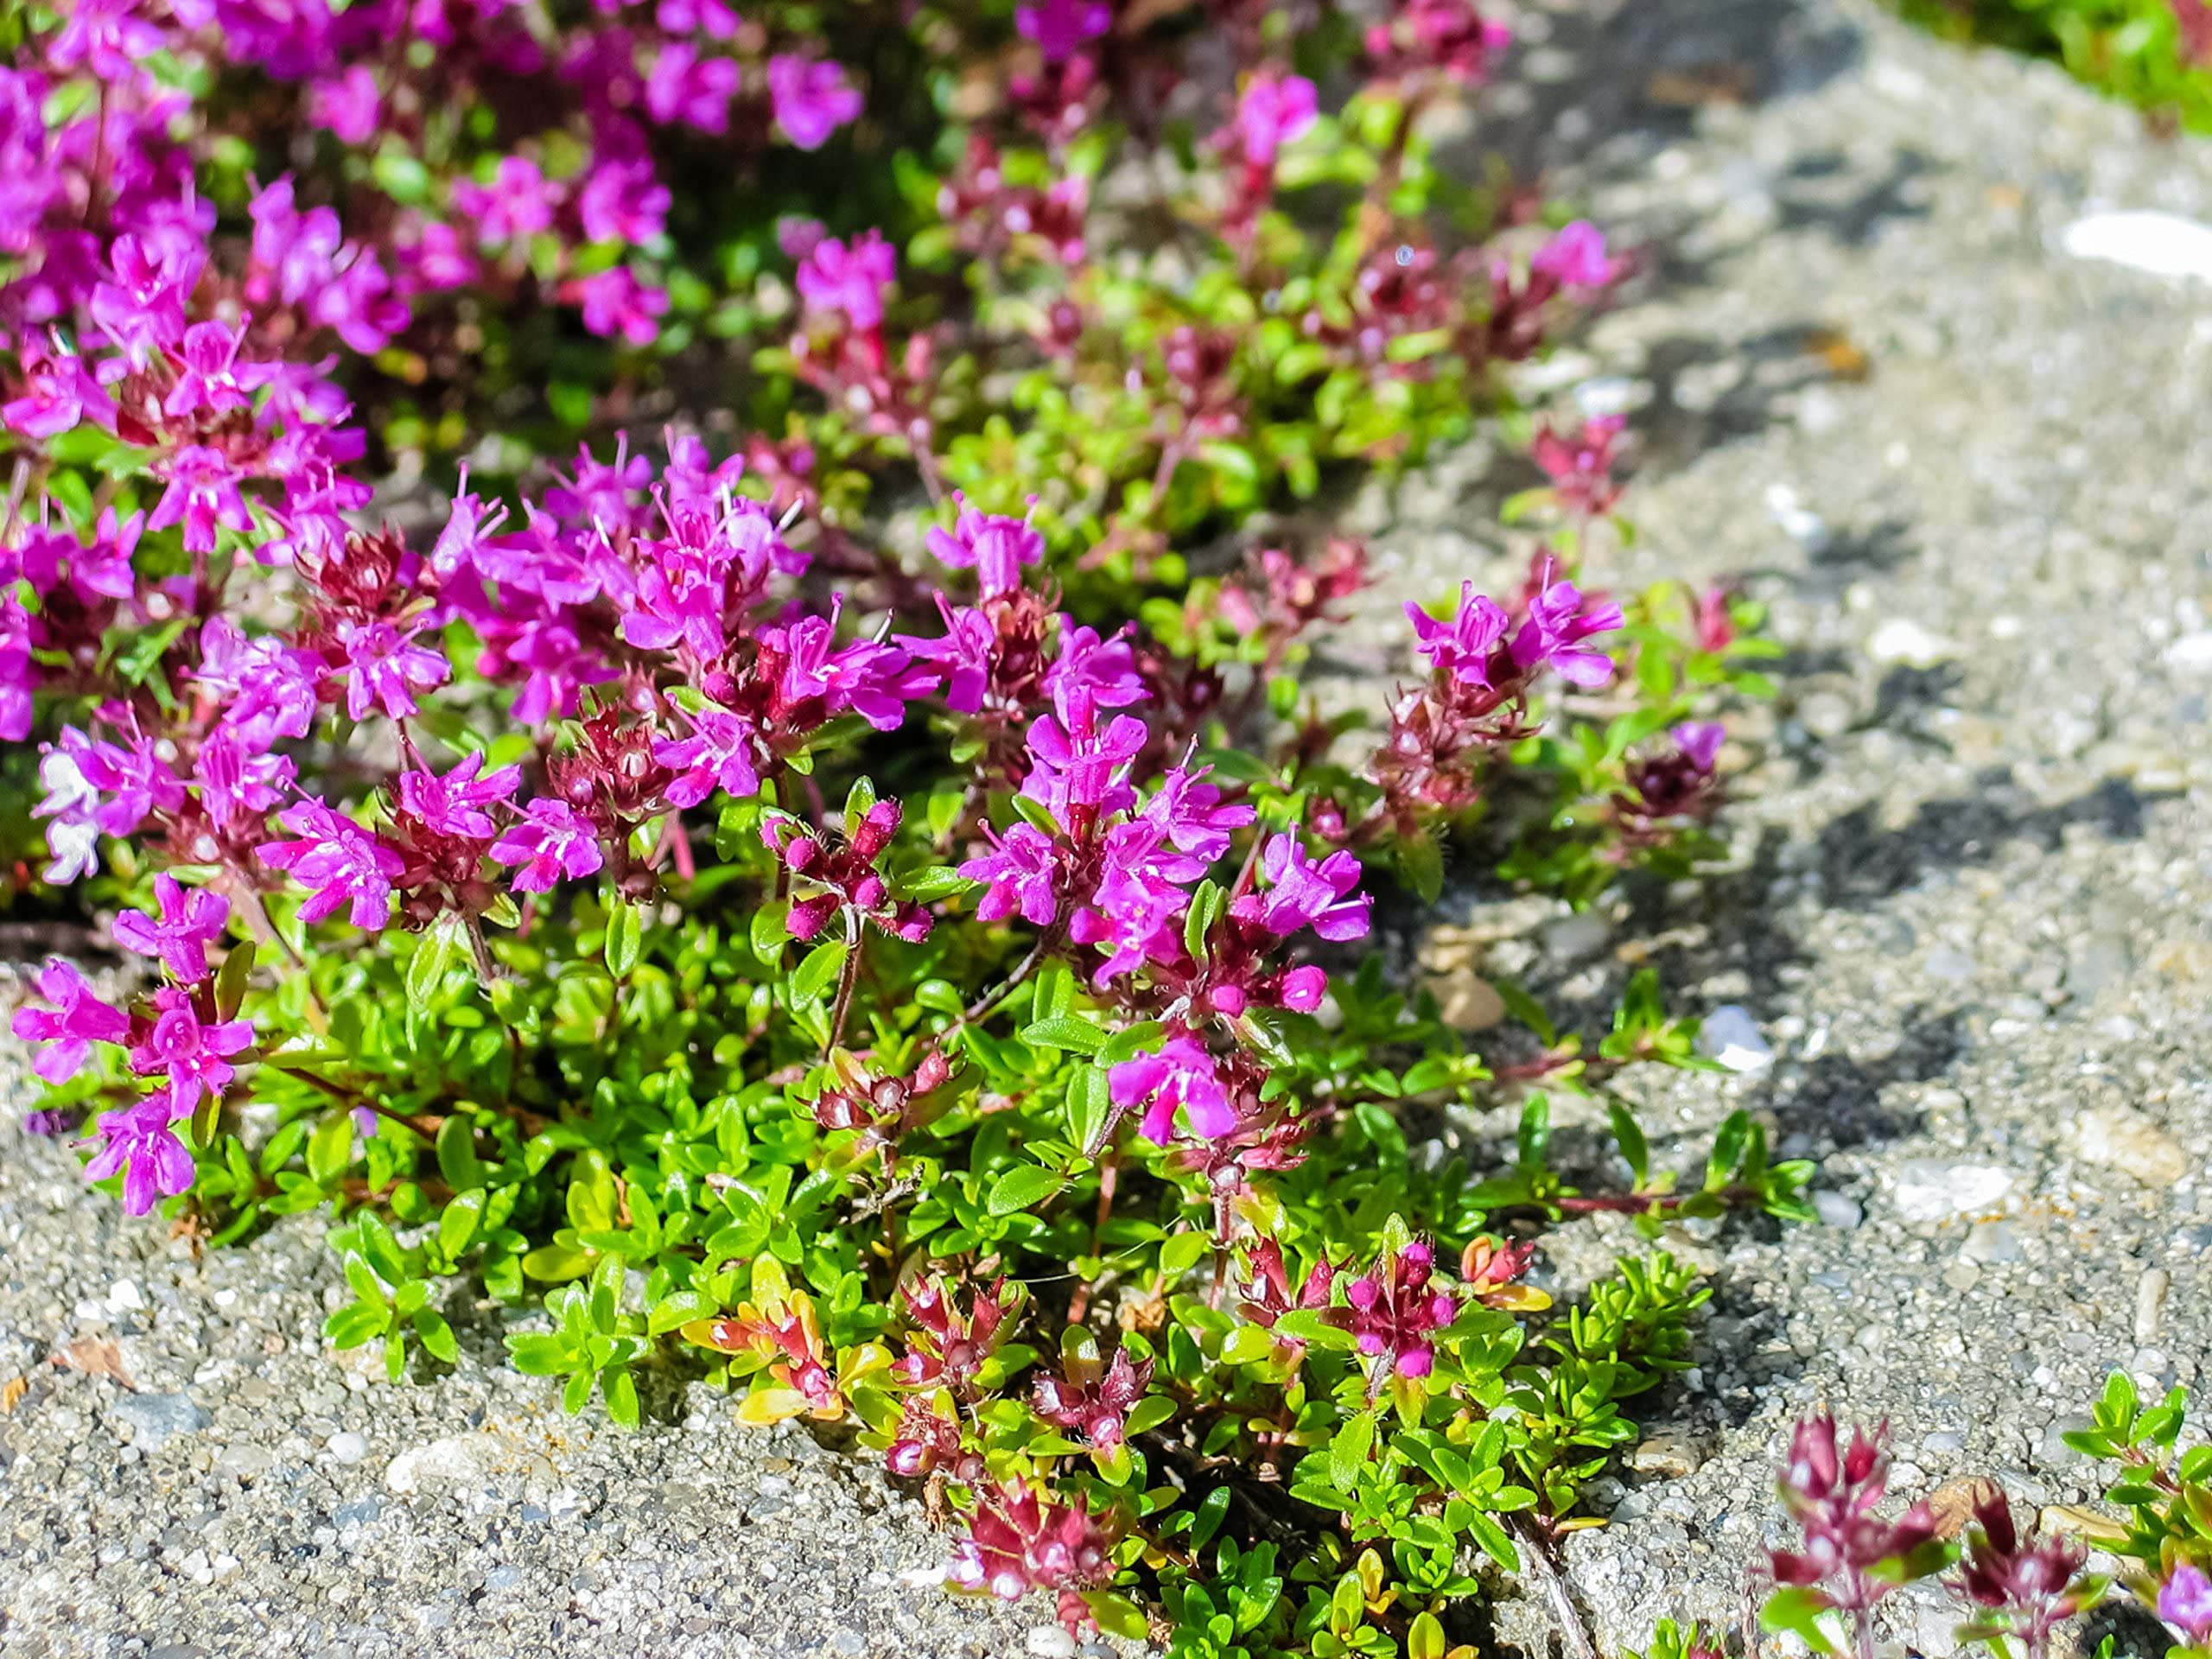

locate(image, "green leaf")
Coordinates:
988 1164 1065 1217
1020 1015 1106 1055
413 1309 459 1364
435 1115 484 1192
506 1333 571 1375
323 1302 389 1350
750 899 791 962
1517 1094 1552 1169
1395 831 1444 905
1759 1586 1841 1655
1159 1231 1210 1277
213 940 256 1020
306 1113 353 1187
649 1290 718 1337
406 925 453 1012
604 1368 640 1427
1330 1410 1375 1490
521 1244 594 1281
791 939 848 1006
1065 1065 1112 1156
1033 959 1077 1021
1707 1109 1751 1190
1084 1592 1150 1643
604 901 643 979
1463 1509 1519 1571
438 1189 486 1258
1607 1102 1649 1187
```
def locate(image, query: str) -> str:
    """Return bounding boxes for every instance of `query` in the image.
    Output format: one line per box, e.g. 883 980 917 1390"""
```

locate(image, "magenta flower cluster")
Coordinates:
11 872 250 1215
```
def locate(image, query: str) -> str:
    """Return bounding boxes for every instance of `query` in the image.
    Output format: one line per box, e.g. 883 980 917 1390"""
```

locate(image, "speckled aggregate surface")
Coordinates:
5 0 2212 1655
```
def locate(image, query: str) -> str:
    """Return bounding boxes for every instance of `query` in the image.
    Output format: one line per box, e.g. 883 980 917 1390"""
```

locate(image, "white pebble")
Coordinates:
1868 617 1956 667
1695 1005 1773 1072
2062 210 2212 281
1892 1160 2014 1224
328 1432 370 1465
2166 631 2212 672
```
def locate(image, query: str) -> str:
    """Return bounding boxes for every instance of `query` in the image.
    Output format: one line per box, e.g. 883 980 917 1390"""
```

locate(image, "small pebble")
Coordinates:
1813 1192 1863 1230
1696 1005 1774 1072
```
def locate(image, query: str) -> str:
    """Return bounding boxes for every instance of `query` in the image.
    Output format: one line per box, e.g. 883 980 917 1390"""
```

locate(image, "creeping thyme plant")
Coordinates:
1899 0 2212 131
1643 1384 2212 1659
2 0 1805 1649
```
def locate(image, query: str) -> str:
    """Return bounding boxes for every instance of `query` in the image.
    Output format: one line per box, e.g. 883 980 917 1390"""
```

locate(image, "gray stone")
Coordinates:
111 1391 209 1452
1812 1191 1863 1230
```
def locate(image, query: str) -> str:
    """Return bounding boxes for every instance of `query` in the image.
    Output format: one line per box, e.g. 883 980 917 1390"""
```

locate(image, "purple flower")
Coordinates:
1532 220 1618 291
335 619 451 721
112 874 230 983
768 54 863 151
796 230 897 331
149 445 255 554
1237 835 1370 942
577 156 671 245
1109 1033 1234 1142
1279 964 1329 1011
257 798 406 931
55 508 142 603
128 986 254 1114
1406 582 1509 686
90 233 200 365
162 319 255 419
620 555 726 659
3 342 118 439
194 730 296 831
397 753 524 839
36 725 188 857
1770 1415 1942 1611
0 599 28 744
766 602 938 731
195 617 321 745
308 65 381 143
1340 1240 1458 1382
48 0 166 81
895 598 995 714
567 267 670 346
959 823 1061 926
925 499 1044 598
1510 567 1624 688
2163 1566 2212 1647
1673 720 1725 774
1231 73 1319 168
310 247 410 353
454 155 558 245
490 798 604 893
1069 863 1186 984
84 1095 197 1217
247 175 342 307
1033 1344 1153 1450
10 959 129 1084
1136 766 1252 864
1043 621 1146 710
947 1483 1111 1605
645 41 740 132
652 706 761 808
1020 694 1147 827
1016 0 1111 60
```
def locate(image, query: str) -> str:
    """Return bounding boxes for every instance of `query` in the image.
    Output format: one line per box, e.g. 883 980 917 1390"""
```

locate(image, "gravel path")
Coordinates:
6 1 2212 1655
1349 0 2212 1649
